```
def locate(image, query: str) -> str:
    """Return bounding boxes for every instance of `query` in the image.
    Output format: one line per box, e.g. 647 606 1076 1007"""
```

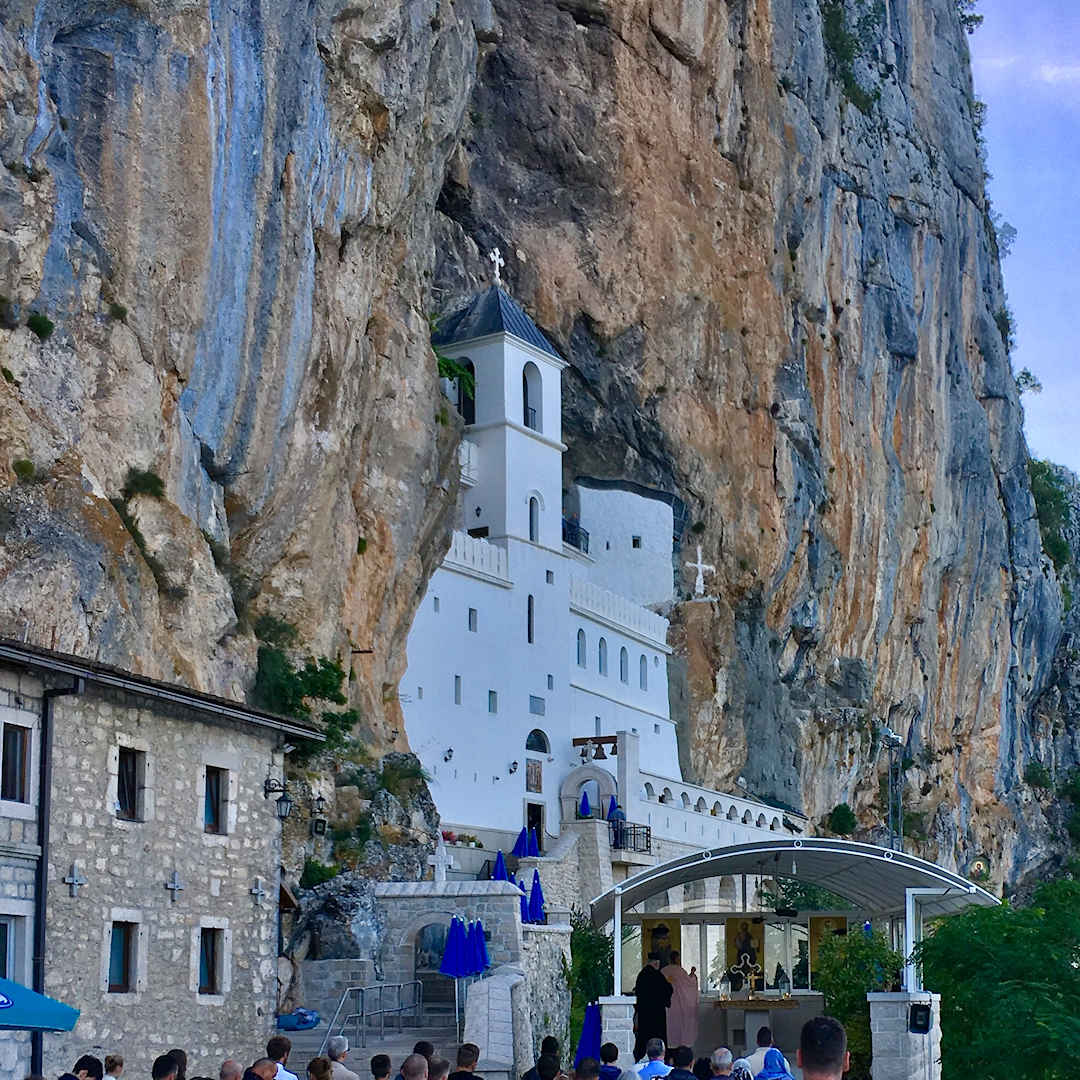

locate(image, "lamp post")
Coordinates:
881 726 904 851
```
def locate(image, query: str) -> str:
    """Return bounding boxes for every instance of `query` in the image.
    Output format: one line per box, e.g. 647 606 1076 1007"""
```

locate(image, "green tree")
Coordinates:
917 878 1080 1079
813 930 902 1080
566 910 614 1051
1027 459 1072 573
827 802 858 835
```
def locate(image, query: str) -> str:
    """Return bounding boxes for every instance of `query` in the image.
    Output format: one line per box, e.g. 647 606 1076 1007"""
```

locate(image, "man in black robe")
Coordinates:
633 952 673 1060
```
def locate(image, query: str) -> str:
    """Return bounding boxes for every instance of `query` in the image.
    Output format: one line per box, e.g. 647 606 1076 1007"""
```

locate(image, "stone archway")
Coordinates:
559 764 617 823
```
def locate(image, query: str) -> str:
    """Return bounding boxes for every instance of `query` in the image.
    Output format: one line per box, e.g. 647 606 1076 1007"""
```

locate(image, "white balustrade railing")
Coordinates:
458 439 478 486
444 530 510 583
569 576 669 646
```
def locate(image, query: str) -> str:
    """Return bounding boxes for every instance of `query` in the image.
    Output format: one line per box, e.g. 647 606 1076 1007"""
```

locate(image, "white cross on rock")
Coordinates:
428 838 456 884
488 247 505 286
685 544 716 597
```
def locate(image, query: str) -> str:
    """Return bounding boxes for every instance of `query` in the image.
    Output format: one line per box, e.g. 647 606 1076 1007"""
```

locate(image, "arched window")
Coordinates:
711 801 722 817
598 637 608 676
457 360 476 424
727 805 739 820
527 595 535 644
681 792 692 809
529 497 539 542
756 813 767 828
526 729 549 753
695 797 707 813
643 782 656 801
577 629 586 667
742 810 753 824
770 817 781 832
522 362 542 431
660 787 673 805
619 647 629 683
639 654 648 690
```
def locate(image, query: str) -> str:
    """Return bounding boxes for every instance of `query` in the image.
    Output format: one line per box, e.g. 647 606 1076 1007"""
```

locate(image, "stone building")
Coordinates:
0 639 321 1079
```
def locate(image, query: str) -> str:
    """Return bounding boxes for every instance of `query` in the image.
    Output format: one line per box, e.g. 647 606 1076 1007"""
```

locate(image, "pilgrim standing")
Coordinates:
661 951 699 1049
634 953 673 1060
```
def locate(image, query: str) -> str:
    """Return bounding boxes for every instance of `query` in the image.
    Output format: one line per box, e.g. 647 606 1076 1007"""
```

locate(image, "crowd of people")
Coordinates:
30 1014 848 1080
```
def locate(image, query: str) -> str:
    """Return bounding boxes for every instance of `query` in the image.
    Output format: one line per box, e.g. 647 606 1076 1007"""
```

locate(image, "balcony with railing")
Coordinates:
569 576 669 646
610 820 652 856
562 517 590 554
458 439 478 487
443 530 511 585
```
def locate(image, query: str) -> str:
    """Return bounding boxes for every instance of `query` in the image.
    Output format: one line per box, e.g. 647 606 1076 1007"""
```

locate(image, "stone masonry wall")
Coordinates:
520 915 571 1064
43 685 285 1078
868 992 943 1080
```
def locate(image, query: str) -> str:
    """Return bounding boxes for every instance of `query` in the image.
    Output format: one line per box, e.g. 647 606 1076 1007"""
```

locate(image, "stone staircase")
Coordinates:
284 1020 460 1071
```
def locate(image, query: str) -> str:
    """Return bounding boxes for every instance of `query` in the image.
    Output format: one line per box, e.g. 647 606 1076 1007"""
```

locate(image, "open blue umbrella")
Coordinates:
519 880 530 924
607 795 618 820
511 828 529 857
528 869 546 924
491 850 509 881
0 978 79 1031
475 918 491 971
574 1002 602 1067
579 789 591 818
527 827 540 857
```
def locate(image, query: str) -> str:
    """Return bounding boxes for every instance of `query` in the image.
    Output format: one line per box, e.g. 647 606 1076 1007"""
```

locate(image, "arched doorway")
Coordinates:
457 360 476 424
414 921 453 1017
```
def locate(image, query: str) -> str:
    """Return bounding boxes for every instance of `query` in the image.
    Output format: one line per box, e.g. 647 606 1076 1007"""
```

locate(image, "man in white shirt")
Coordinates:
745 1029 790 1077
637 1039 672 1080
327 1036 361 1080
266 1035 300 1080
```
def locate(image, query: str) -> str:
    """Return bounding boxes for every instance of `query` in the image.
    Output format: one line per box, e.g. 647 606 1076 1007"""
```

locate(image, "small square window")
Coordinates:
546 570 554 584
433 596 440 613
468 608 478 632
203 766 228 835
108 921 136 993
529 696 546 716
488 690 498 714
417 686 424 700
1 723 30 803
454 675 462 706
116 747 146 821
632 536 642 548
654 723 661 735
547 674 554 690
198 927 223 995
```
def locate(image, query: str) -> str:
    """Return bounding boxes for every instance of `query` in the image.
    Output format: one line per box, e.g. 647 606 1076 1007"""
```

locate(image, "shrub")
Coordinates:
379 756 430 799
356 536 368 555
567 910 613 1051
252 647 346 718
1027 459 1072 573
1 367 15 384
820 0 880 114
1024 761 1052 790
26 312 54 341
994 306 1015 352
826 802 858 835
108 302 128 322
121 467 165 500
12 458 35 483
814 930 902 1080
299 858 339 889
253 614 299 647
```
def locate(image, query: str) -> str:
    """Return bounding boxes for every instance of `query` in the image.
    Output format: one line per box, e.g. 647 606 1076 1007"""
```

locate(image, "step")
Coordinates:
282 1022 461 1068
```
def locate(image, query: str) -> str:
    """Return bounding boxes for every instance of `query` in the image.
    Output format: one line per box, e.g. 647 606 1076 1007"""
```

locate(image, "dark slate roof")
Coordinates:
432 286 561 360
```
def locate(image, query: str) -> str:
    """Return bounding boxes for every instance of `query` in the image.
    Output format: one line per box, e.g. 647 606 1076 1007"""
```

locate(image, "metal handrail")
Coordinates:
318 979 424 1052
610 820 651 853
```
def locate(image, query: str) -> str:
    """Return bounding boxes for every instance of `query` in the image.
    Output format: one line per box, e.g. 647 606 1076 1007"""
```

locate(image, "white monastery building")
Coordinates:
403 280 800 869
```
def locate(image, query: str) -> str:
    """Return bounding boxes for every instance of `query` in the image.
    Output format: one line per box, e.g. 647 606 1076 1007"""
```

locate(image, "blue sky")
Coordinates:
968 2 1080 473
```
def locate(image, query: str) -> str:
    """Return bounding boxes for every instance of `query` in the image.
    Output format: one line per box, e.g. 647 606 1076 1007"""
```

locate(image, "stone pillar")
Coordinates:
616 730 640 821
599 994 636 1068
867 991 941 1080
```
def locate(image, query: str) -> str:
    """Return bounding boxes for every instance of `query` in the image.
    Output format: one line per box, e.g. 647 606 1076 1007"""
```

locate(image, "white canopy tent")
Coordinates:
589 838 998 991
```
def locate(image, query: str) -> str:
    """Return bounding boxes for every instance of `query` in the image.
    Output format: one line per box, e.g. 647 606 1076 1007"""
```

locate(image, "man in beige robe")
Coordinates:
662 951 699 1049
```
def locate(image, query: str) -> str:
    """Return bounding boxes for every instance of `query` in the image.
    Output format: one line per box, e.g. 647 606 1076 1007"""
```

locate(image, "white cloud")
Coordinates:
1037 63 1080 84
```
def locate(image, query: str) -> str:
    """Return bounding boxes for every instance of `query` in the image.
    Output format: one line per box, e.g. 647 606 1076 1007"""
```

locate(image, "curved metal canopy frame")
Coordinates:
589 838 998 925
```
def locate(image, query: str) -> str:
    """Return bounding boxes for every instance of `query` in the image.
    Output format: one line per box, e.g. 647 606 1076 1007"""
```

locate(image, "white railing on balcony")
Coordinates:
444 530 511 584
569 576 669 647
458 439 478 486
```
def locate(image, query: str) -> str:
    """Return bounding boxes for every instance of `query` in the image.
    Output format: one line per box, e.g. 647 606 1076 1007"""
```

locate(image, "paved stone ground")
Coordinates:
285 1021 460 1070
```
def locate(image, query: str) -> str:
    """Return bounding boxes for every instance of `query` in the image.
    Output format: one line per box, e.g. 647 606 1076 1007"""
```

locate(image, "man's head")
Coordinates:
105 1055 124 1075
540 1038 560 1058
414 1043 436 1062
371 1055 391 1080
576 1059 600 1080
536 1056 561 1080
647 951 661 969
797 1017 849 1080
709 1049 732 1076
267 1037 292 1065
402 1054 429 1080
456 1044 480 1073
167 1051 188 1080
73 1057 104 1080
755 1028 773 1049
673 1049 693 1070
645 1039 665 1062
151 1057 179 1080
429 1058 451 1080
327 1037 350 1064
249 1061 278 1080
220 1062 242 1080
670 952 680 966
600 1044 619 1066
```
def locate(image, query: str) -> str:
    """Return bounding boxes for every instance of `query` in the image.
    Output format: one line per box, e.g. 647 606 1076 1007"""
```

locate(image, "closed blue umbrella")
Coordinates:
519 880 530 924
607 795 618 820
475 918 491 971
0 978 79 1031
511 828 529 857
440 916 469 977
574 1003 602 1067
492 850 509 881
528 869 546 924
579 789 591 818
464 920 479 976
527 827 540 857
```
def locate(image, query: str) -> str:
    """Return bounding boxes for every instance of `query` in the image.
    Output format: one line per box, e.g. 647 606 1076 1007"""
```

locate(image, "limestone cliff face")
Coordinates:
432 0 1064 886
0 0 495 743
0 0 1066 887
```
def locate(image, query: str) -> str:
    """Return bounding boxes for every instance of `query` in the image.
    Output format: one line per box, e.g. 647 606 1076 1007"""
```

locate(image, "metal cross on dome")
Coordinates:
729 951 763 991
489 247 505 286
